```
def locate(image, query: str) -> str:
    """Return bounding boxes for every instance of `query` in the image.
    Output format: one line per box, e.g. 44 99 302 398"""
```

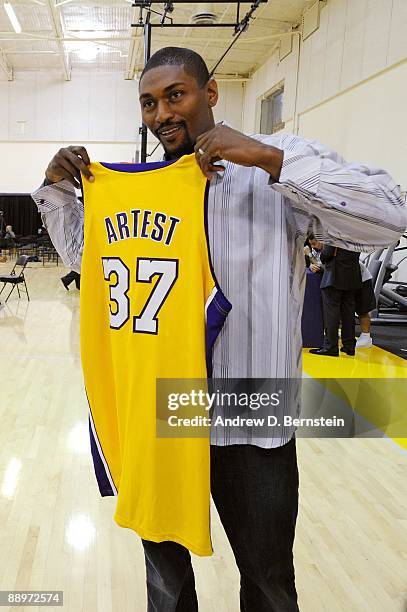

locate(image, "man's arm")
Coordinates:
193 126 407 252
31 145 94 273
320 245 336 264
267 134 407 251
32 180 84 273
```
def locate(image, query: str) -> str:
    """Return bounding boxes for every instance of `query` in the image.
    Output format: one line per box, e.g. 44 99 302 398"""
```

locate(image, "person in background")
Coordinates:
355 261 376 348
61 270 80 291
4 225 16 240
310 246 362 356
304 234 324 274
0 225 16 262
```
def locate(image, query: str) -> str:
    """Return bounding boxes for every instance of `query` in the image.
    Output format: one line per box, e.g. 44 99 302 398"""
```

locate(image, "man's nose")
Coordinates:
155 100 174 125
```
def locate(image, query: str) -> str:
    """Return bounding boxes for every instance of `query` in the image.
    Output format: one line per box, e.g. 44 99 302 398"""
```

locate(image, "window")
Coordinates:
260 86 284 135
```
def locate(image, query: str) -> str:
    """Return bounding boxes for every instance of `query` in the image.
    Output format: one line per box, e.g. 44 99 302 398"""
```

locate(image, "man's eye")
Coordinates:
170 91 183 100
143 100 154 109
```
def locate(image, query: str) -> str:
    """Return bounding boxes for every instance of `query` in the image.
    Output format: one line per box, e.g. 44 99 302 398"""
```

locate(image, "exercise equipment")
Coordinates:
365 236 407 324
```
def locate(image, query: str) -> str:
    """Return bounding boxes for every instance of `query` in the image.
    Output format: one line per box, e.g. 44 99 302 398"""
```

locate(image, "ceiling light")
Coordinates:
77 44 98 61
191 3 217 25
75 30 110 39
4 2 22 33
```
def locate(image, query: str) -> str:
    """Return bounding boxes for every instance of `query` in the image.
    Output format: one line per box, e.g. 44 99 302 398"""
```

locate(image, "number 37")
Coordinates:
102 257 179 335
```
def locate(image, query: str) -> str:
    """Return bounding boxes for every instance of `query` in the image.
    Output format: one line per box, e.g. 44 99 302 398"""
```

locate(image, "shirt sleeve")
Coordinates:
266 134 407 252
31 180 83 273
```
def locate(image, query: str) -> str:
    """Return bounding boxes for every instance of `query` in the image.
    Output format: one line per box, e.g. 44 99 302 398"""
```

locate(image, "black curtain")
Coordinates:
0 194 42 237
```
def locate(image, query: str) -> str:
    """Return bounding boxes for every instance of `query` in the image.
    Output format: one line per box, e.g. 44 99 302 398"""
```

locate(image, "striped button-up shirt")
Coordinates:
32 132 407 448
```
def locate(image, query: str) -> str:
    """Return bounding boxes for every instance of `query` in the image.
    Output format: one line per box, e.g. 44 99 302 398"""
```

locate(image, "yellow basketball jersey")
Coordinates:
80 154 231 556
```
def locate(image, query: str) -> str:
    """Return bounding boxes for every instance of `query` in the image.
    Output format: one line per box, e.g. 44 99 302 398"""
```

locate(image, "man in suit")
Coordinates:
310 246 362 356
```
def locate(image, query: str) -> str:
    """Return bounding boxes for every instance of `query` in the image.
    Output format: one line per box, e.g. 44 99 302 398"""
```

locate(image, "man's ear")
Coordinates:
206 78 218 108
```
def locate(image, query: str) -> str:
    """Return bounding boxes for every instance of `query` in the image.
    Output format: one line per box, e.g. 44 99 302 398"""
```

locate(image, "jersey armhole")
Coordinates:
203 182 232 376
203 182 231 309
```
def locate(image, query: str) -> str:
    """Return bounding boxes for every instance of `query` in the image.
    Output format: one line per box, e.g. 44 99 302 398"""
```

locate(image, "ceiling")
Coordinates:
0 0 312 80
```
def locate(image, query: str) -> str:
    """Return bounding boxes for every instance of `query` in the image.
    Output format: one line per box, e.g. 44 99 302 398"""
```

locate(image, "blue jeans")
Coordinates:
142 436 299 611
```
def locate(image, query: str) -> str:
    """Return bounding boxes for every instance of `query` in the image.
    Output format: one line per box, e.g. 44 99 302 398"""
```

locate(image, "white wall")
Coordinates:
243 0 407 189
244 0 407 281
0 71 243 192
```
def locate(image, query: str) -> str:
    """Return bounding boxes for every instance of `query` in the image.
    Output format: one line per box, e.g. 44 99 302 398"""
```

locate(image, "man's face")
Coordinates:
309 238 322 250
139 65 218 159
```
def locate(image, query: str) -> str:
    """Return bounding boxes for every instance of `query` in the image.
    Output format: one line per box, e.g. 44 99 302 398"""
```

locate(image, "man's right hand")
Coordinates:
45 145 94 188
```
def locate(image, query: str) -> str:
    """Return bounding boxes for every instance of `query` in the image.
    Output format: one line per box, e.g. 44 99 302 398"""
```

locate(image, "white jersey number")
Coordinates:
102 257 130 330
102 257 178 334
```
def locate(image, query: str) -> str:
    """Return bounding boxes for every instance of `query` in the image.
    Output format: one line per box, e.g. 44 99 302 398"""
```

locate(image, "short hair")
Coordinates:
308 233 316 241
140 47 210 88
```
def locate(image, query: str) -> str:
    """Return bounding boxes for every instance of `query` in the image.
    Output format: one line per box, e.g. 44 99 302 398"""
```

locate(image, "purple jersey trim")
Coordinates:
203 181 232 375
100 160 177 173
86 390 117 497
206 289 232 377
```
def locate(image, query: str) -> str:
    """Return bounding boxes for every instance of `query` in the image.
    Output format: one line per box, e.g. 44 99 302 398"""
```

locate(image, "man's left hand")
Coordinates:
194 125 283 181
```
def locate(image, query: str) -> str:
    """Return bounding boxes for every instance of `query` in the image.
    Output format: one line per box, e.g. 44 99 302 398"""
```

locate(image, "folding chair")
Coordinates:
0 255 30 303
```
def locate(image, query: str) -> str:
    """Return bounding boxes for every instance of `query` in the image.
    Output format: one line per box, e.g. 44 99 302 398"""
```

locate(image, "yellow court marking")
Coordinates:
303 345 407 379
303 346 407 449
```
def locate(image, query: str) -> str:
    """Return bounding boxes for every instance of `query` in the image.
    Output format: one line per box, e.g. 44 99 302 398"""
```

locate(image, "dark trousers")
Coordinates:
321 286 356 352
61 270 80 289
142 437 299 612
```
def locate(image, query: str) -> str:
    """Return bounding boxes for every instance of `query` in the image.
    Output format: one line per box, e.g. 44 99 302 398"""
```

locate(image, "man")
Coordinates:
311 246 362 357
304 233 323 274
355 261 376 348
0 224 16 262
32 47 407 611
4 225 16 240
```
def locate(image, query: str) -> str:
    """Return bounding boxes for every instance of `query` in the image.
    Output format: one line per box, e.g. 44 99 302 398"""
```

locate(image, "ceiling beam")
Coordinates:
124 8 142 80
44 0 71 80
0 47 13 80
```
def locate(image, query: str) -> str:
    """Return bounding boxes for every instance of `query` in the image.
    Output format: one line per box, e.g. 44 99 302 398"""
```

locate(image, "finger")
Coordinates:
59 168 81 189
208 162 225 173
194 134 212 156
48 167 78 188
64 149 94 181
195 143 218 177
47 158 79 186
202 145 223 167
195 151 211 179
69 145 91 167
194 129 215 156
195 153 208 178
195 127 215 148
55 155 83 184
197 139 225 176
200 156 220 180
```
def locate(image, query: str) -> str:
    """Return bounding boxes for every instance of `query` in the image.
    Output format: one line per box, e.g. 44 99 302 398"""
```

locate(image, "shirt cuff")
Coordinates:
269 151 322 197
31 179 77 214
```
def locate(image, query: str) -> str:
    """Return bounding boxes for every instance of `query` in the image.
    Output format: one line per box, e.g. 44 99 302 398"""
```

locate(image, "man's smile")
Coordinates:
158 124 184 142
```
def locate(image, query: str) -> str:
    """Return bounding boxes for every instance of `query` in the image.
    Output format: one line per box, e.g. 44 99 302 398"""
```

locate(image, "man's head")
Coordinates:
139 47 218 159
308 233 322 250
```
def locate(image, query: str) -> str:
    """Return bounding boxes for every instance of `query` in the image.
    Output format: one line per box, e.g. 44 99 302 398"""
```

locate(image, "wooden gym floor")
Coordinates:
0 263 406 612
